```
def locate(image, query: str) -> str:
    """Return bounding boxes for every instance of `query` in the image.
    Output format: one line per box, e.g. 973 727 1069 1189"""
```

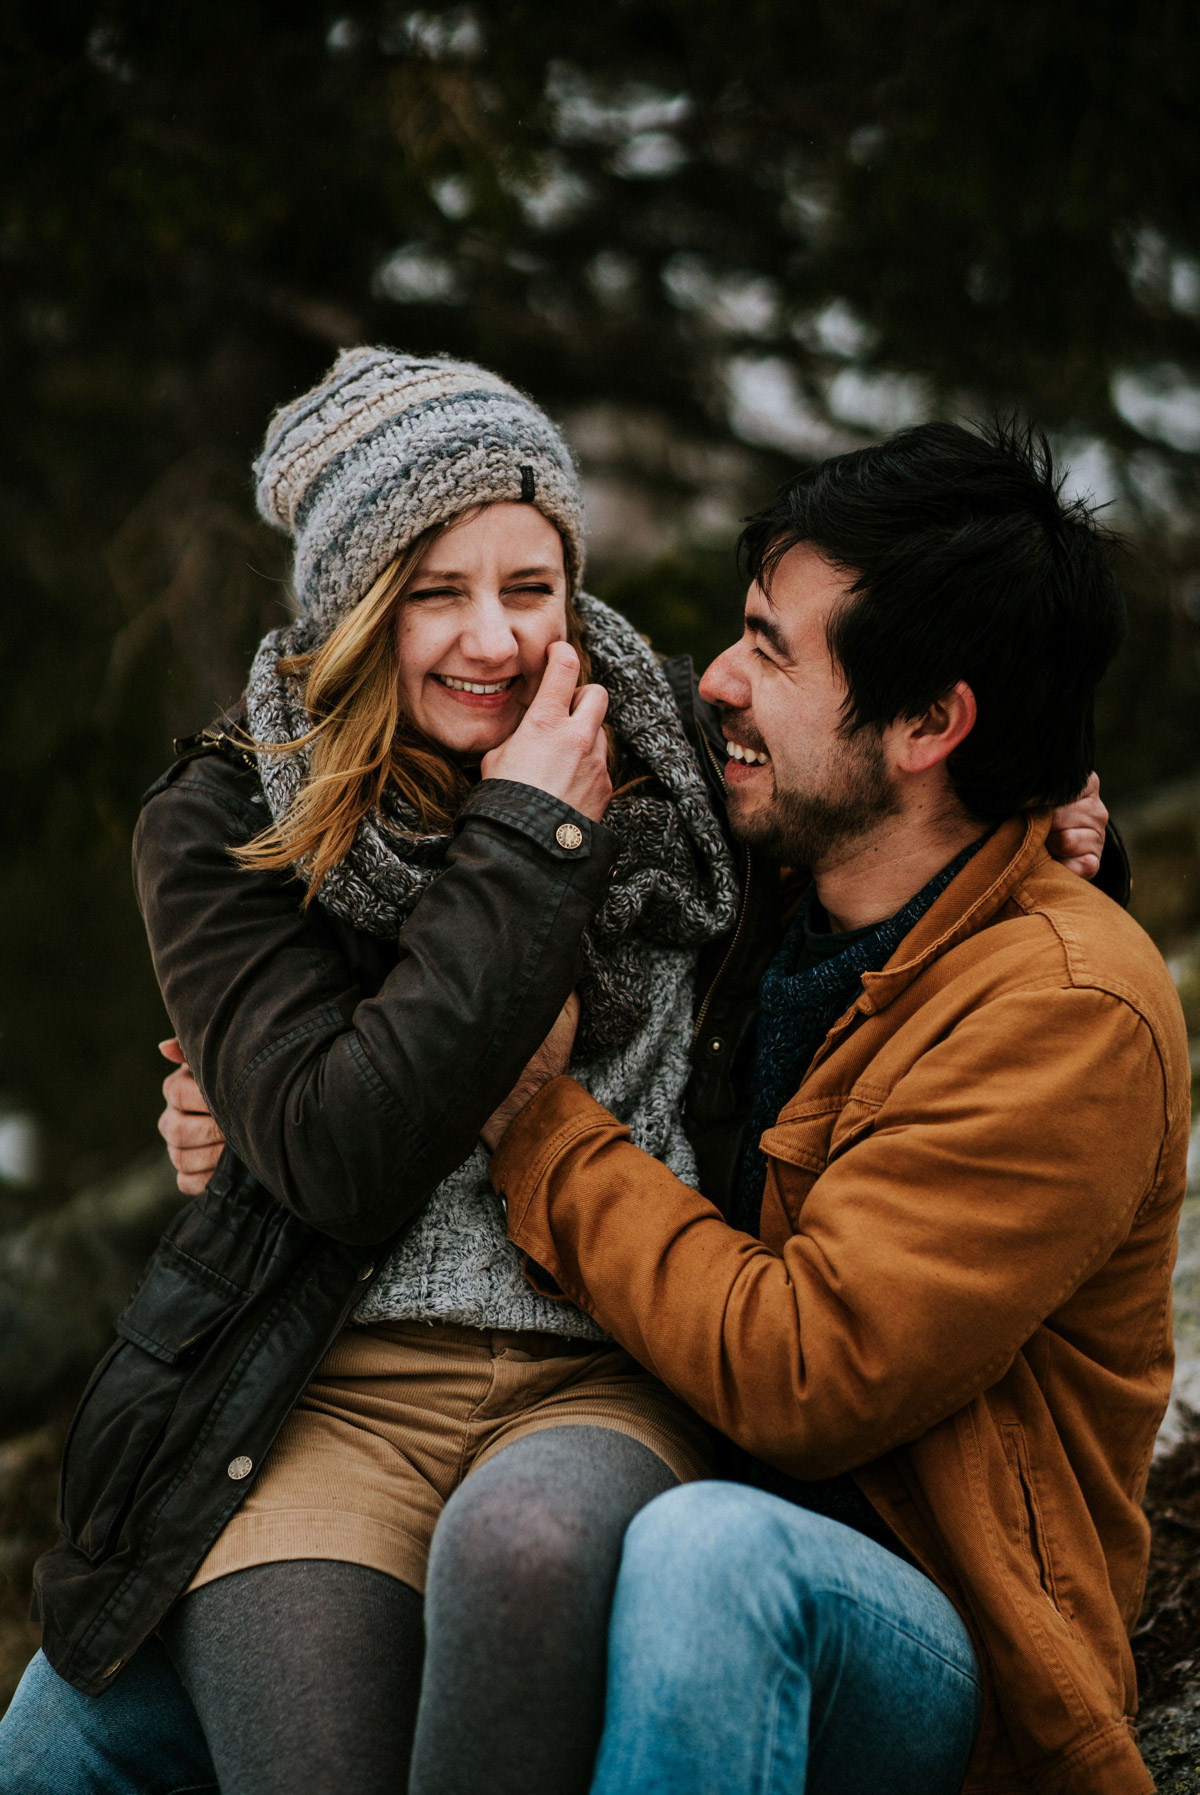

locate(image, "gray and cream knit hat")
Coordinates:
254 346 586 637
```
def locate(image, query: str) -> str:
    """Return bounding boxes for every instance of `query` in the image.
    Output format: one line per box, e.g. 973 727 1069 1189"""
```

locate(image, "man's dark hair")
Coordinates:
738 421 1127 821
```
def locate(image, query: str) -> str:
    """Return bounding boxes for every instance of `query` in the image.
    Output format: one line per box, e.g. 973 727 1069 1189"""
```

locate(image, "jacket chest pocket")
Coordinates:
757 1094 882 1219
58 1240 250 1562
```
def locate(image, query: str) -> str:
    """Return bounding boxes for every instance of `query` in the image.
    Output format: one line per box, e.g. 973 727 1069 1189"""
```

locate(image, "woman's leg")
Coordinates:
590 1481 982 1795
0 1639 216 1795
162 1560 425 1795
408 1424 678 1795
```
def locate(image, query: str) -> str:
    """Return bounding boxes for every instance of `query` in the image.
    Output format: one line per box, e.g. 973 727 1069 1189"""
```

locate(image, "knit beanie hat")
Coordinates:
253 346 586 638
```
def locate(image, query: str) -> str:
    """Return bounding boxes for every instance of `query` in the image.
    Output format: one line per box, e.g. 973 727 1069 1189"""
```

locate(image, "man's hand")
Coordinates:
1047 772 1107 879
158 1038 225 1195
481 642 612 823
481 994 580 1152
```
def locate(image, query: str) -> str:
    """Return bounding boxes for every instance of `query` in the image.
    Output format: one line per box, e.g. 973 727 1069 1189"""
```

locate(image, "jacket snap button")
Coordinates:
707 1036 726 1056
101 1659 122 1678
555 823 584 851
358 1262 375 1280
227 1455 254 1481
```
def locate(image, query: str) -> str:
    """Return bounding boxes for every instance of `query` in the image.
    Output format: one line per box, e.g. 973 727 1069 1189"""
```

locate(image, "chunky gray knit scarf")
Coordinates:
245 592 739 1058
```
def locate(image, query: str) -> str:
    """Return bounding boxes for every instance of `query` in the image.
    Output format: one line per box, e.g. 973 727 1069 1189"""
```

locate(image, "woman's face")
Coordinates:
396 503 570 758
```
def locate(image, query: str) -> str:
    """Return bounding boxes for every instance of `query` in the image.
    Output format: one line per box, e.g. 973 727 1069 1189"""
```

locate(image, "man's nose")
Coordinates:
699 643 751 710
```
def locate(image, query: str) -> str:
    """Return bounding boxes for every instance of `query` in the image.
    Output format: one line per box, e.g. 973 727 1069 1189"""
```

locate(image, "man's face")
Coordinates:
699 542 899 868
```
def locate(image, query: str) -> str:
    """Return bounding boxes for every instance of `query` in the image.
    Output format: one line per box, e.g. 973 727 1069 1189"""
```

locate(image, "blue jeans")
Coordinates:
0 1637 215 1795
590 1481 982 1795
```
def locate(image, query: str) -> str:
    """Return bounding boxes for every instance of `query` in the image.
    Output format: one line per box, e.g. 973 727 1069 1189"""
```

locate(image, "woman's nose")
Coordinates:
461 598 519 663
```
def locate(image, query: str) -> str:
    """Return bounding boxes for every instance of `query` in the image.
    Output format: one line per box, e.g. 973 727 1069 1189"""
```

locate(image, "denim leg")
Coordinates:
591 1480 982 1795
0 1642 217 1795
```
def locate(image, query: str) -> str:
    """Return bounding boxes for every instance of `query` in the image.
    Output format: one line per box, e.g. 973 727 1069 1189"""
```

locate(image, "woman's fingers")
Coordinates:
568 681 610 733
158 1036 187 1065
523 641 581 721
480 650 613 821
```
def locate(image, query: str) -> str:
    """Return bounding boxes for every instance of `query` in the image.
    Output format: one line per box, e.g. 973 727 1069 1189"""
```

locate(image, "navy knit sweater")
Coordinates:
728 836 986 1555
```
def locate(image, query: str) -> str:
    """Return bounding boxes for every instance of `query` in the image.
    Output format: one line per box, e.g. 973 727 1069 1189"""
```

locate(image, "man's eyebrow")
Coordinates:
745 609 791 658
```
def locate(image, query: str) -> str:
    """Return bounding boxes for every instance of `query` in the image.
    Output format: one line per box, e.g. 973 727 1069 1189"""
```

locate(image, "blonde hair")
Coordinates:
234 520 594 901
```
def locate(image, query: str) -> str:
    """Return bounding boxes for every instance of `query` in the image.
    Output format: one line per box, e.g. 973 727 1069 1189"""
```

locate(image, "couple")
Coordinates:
0 348 1186 1795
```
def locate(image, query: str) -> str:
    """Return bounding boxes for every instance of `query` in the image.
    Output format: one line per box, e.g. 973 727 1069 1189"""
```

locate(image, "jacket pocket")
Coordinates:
1001 1423 1061 1608
58 1240 250 1561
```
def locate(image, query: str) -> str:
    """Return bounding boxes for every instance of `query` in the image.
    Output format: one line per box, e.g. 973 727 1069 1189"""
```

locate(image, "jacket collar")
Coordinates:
853 809 1051 1015
797 812 1051 1088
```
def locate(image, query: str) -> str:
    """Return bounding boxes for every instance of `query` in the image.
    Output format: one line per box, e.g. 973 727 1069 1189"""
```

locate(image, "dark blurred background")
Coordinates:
3 0 1200 1740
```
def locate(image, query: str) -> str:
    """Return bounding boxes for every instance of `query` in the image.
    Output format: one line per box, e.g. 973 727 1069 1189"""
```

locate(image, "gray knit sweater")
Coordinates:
351 941 699 1337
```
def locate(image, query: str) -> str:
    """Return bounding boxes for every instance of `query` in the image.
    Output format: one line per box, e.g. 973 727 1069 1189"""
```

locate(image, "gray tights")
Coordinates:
162 1425 679 1795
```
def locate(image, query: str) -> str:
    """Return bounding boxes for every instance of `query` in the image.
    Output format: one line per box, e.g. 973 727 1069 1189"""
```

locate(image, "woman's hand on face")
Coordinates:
158 1038 226 1195
480 642 612 822
1047 771 1107 880
481 993 580 1153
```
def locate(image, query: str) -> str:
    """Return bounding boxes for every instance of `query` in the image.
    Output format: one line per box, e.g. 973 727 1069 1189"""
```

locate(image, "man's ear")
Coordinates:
888 681 977 776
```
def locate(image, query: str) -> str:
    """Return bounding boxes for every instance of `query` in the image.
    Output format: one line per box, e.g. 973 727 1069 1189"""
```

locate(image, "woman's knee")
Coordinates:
429 1466 593 1606
430 1427 668 1603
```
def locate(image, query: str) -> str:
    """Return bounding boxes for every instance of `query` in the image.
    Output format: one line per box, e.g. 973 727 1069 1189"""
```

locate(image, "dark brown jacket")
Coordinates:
34 748 616 1693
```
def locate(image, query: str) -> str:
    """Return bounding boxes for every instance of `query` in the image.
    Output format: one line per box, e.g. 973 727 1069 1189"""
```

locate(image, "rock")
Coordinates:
1135 1405 1200 1789
1136 1686 1200 1794
1158 1162 1200 1452
0 1154 182 1434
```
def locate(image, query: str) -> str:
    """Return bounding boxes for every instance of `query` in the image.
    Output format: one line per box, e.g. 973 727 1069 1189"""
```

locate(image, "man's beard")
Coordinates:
730 728 900 868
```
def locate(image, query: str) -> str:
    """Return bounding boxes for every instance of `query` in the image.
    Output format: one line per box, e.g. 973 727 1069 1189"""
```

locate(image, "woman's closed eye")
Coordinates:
407 584 464 603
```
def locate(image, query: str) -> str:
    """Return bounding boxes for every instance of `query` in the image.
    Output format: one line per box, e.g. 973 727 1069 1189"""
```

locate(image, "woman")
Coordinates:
6 347 741 1795
0 350 1111 1795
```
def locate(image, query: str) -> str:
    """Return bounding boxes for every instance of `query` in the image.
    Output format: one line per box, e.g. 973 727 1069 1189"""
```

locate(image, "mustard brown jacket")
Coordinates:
492 812 1189 1795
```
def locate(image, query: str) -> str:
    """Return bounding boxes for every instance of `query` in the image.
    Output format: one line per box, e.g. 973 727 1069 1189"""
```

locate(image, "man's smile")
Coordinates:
724 734 772 782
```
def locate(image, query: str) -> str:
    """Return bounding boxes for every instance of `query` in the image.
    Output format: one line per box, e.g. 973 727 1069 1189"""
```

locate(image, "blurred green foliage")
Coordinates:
2 0 1199 1207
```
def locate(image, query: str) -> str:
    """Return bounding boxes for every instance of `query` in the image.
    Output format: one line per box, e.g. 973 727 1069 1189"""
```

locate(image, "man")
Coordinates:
481 422 1187 1795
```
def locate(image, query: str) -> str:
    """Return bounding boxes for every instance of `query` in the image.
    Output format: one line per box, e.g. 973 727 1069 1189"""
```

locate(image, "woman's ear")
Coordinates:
888 680 977 776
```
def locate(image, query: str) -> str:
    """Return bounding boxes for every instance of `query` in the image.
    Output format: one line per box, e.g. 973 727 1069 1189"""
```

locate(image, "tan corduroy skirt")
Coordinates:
189 1319 714 1597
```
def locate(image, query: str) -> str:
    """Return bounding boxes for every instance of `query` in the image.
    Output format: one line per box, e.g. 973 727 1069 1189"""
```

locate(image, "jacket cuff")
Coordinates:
458 779 618 871
491 1076 623 1259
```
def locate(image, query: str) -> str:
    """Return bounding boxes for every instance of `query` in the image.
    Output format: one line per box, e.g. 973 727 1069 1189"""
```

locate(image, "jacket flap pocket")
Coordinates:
757 1106 840 1174
827 1091 884 1159
761 1091 885 1172
115 1240 249 1365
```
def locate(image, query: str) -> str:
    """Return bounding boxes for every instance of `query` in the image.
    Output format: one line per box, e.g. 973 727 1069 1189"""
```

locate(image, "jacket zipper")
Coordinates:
173 727 257 771
691 731 753 1050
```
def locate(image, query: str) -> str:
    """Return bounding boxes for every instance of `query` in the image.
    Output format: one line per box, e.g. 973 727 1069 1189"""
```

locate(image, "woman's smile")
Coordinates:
428 670 523 710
